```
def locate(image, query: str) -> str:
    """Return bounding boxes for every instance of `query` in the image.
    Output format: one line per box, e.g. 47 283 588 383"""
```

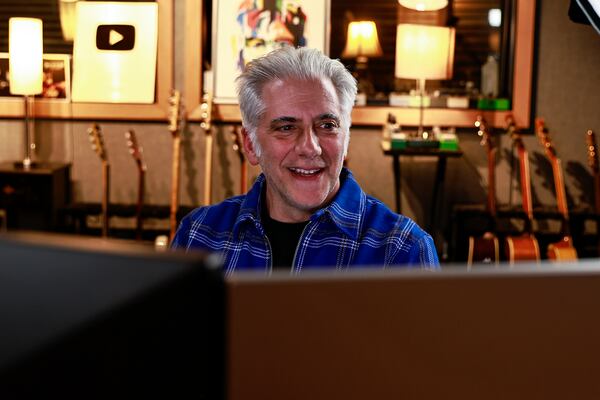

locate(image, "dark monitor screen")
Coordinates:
0 232 224 399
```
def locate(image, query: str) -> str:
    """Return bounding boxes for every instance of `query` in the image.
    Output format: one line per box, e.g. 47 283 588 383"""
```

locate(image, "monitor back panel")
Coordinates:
227 266 600 400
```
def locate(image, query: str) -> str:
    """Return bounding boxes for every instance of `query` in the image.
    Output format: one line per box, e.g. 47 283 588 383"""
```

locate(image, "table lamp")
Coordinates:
342 21 383 101
58 0 82 42
398 0 448 11
9 17 44 169
395 23 454 138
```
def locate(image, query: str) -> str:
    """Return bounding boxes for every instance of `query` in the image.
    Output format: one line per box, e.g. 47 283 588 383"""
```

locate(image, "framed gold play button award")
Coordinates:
71 2 158 104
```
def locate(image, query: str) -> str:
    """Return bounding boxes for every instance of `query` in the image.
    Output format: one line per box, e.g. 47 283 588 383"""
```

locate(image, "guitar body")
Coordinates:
505 235 540 263
547 236 578 261
468 233 499 265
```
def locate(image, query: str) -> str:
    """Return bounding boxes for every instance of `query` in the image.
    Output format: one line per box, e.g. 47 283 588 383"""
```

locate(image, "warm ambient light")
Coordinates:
395 24 455 80
395 24 455 138
398 0 448 11
9 17 43 95
342 21 383 62
488 8 502 27
58 0 81 42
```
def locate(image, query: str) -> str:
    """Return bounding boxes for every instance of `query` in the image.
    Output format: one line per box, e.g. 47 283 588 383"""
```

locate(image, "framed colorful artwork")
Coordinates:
0 53 71 101
212 0 331 104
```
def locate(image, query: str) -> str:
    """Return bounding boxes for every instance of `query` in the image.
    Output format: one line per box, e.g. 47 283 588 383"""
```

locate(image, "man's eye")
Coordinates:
319 121 338 130
276 125 295 132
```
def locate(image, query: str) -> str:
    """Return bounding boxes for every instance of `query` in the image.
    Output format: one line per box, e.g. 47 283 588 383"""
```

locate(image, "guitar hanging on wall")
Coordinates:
201 90 214 206
468 116 500 266
125 129 146 241
168 90 183 242
536 118 578 261
586 129 600 256
504 115 540 264
88 123 110 238
231 125 248 195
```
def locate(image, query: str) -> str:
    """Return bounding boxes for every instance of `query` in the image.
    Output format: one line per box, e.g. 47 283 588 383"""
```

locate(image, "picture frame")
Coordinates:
0 53 71 101
211 0 331 104
0 0 173 120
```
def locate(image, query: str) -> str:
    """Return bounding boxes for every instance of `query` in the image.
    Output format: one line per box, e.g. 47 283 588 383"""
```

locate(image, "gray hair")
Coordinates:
235 46 357 153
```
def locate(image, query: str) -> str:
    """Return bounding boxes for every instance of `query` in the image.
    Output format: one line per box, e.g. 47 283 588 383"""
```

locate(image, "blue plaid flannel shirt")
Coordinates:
172 168 439 273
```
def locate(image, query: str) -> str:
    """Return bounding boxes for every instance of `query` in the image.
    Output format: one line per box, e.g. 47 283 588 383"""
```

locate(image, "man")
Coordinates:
172 46 439 273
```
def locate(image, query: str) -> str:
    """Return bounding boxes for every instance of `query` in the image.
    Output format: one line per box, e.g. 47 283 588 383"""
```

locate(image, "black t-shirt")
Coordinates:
261 209 309 269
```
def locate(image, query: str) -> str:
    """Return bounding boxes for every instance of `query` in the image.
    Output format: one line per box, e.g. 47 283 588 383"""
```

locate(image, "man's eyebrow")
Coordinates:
269 116 298 127
315 113 340 122
269 116 298 128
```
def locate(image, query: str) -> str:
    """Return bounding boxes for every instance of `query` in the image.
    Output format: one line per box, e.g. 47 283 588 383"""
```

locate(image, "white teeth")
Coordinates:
290 167 320 176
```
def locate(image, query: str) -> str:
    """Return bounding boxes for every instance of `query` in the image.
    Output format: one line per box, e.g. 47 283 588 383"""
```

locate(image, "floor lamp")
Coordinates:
395 24 454 139
9 17 44 169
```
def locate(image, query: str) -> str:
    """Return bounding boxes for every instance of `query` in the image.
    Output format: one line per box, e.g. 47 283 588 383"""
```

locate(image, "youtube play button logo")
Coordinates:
96 25 135 50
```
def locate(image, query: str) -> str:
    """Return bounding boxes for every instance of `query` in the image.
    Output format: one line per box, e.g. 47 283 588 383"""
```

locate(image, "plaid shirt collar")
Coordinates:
232 168 364 241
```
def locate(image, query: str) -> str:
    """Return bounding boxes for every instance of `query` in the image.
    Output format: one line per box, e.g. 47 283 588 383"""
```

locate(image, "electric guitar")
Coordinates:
125 129 146 241
168 90 183 242
468 116 500 266
231 125 248 194
88 123 110 238
201 91 214 205
504 115 541 264
536 118 578 261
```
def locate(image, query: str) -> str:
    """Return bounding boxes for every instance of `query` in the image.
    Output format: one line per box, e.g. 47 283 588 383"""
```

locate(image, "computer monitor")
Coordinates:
226 262 600 399
0 232 225 399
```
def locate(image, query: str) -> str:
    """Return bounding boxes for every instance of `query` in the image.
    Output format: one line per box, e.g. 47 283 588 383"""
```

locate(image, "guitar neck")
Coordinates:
204 130 213 206
487 147 497 217
551 157 569 219
517 145 534 223
101 161 110 238
135 167 145 240
169 135 181 242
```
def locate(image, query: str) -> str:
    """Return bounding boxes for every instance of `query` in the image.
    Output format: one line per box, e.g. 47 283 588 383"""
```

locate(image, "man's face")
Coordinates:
243 77 348 223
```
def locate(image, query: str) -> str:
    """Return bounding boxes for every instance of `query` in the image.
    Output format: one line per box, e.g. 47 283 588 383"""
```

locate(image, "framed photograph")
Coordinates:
212 0 331 104
0 53 71 101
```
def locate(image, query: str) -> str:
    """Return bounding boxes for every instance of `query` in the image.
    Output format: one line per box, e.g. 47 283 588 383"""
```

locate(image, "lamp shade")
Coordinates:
59 0 82 42
342 21 383 59
395 24 455 80
9 17 44 96
398 0 448 11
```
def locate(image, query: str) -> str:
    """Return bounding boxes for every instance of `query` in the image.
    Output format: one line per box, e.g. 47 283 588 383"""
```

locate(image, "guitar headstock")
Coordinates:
125 129 146 171
230 126 245 163
88 123 107 162
200 91 213 131
475 115 492 149
168 89 183 137
535 118 557 159
505 114 524 148
587 129 599 174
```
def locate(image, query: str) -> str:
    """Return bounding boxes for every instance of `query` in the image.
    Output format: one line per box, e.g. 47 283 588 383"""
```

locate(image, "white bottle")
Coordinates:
481 55 498 98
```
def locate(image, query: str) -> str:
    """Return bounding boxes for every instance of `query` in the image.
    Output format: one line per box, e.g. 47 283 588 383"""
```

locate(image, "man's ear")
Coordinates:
241 127 260 166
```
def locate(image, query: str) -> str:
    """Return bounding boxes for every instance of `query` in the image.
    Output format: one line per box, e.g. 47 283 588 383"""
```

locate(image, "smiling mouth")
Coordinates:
288 167 323 177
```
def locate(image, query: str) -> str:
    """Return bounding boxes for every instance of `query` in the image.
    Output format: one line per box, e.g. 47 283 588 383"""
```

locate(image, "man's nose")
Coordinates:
295 127 322 158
